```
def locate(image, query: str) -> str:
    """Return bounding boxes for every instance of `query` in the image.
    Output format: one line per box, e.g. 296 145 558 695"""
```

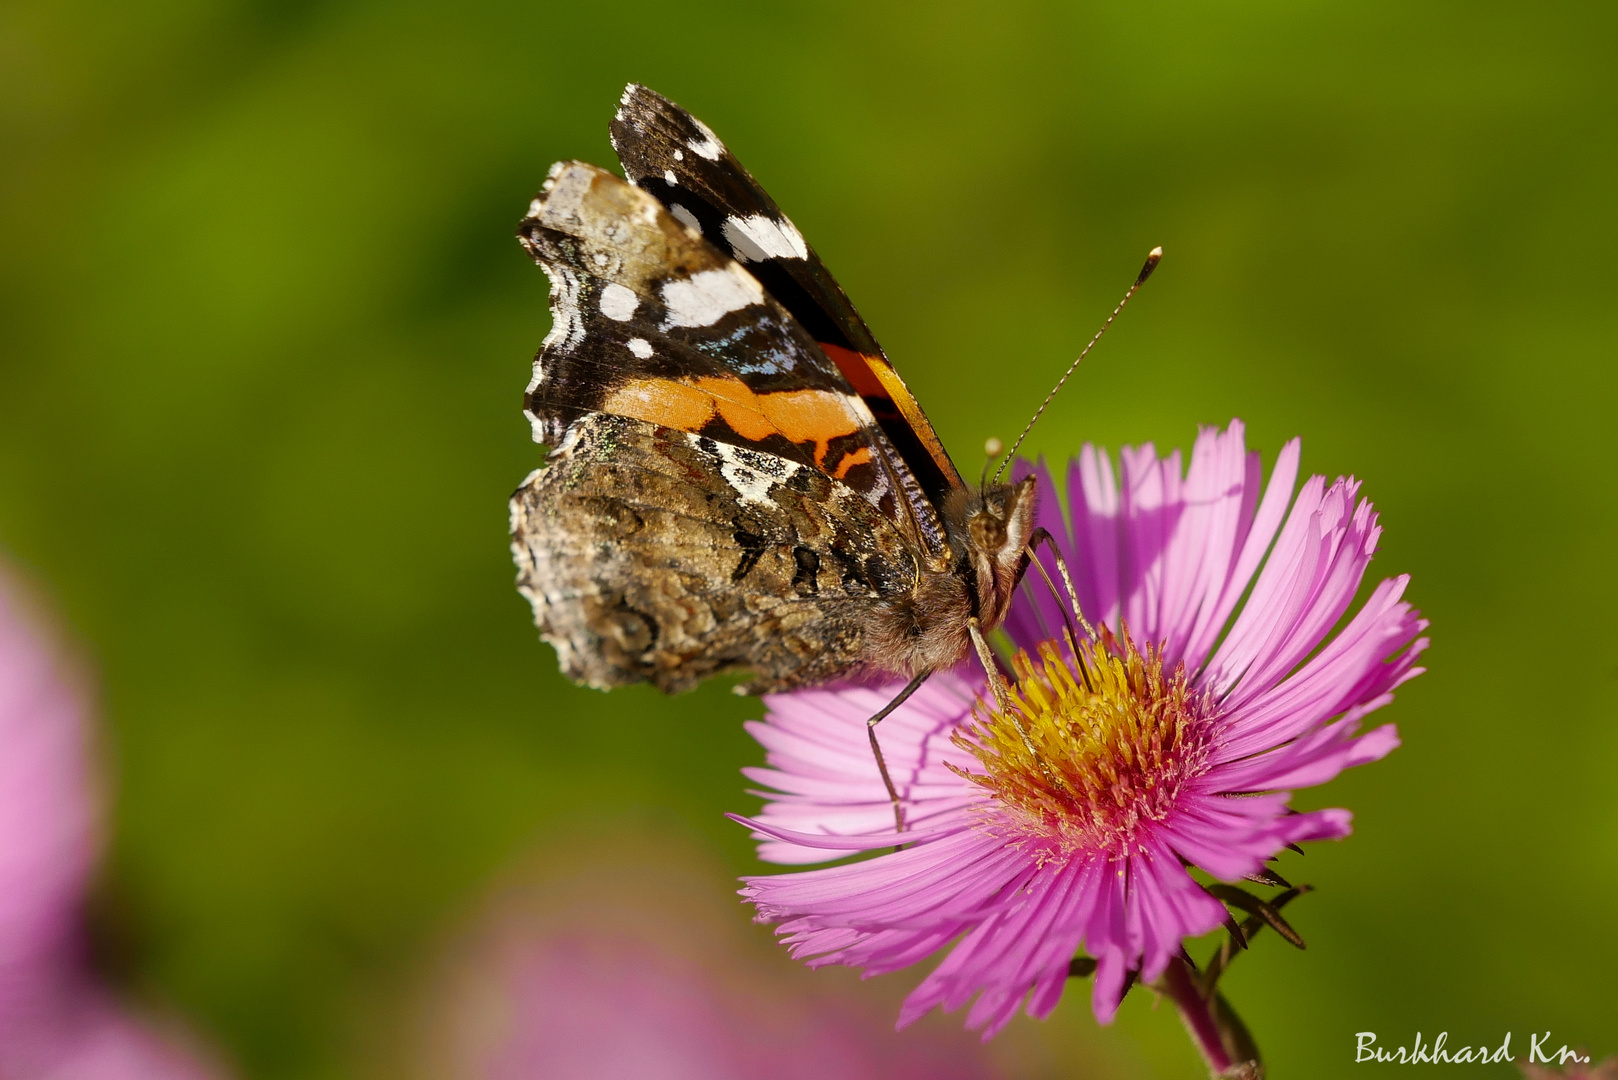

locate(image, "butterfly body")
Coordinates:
511 88 1034 695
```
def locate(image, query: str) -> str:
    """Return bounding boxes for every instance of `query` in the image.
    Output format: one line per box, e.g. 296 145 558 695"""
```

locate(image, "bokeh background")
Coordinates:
2 1 1615 1076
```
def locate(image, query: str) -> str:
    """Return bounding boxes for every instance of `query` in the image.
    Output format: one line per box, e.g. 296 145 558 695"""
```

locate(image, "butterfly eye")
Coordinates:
967 508 1009 553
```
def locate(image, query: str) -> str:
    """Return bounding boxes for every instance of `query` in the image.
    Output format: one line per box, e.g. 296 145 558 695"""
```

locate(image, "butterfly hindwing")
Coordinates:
510 413 919 692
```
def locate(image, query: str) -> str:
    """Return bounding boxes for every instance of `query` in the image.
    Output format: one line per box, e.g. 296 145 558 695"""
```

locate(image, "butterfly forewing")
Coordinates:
610 84 965 543
519 161 903 521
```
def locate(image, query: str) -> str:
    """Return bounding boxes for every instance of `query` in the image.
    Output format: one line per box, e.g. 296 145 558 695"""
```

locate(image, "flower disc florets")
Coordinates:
959 629 1216 859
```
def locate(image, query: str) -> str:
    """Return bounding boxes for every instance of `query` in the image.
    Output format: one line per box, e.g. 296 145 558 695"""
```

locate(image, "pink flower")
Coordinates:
0 565 222 1079
735 420 1428 1037
422 848 1001 1080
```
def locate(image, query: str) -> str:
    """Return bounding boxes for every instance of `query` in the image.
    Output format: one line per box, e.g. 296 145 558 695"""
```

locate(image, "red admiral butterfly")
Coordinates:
510 85 1156 822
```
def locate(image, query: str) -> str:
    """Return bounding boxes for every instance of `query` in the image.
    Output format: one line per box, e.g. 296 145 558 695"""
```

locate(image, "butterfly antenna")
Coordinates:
992 246 1163 484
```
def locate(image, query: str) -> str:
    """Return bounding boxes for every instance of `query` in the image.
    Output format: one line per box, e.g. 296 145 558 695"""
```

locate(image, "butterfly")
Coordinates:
509 85 1154 818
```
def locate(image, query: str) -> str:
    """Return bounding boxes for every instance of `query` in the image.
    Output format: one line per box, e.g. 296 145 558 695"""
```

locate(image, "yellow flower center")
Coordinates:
956 629 1215 858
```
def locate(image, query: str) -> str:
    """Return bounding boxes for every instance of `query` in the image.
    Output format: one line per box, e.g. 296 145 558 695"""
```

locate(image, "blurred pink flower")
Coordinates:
736 421 1428 1037
0 565 220 1079
472 925 996 1080
422 846 1003 1080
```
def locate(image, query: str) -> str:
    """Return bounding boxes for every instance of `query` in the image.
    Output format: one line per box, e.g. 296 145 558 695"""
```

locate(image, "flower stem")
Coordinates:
1154 956 1262 1079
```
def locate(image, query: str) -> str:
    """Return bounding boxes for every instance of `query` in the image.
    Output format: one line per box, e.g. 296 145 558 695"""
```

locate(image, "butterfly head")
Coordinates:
952 476 1038 630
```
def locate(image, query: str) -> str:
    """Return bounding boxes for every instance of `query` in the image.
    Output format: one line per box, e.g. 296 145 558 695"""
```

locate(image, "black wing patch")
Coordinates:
611 85 874 356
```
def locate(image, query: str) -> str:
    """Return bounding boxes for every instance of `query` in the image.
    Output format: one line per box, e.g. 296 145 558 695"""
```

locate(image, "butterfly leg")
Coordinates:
866 670 931 833
969 616 1047 764
1018 530 1079 647
1021 527 1098 690
967 616 1012 712
1023 527 1098 642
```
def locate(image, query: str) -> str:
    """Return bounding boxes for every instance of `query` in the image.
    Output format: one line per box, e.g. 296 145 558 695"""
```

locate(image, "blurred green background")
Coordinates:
2 0 1614 1076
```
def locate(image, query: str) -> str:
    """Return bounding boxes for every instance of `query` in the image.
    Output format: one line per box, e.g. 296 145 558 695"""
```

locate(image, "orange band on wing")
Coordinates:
818 343 963 491
600 375 865 471
599 377 717 433
832 445 873 479
818 342 886 399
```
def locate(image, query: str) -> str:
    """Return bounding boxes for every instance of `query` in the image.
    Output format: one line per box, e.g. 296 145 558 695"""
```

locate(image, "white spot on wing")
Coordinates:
695 437 801 506
592 252 608 266
669 204 701 232
721 214 810 263
626 337 654 359
721 461 776 505
673 149 684 161
687 119 724 160
660 265 764 328
664 169 677 185
598 282 639 322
